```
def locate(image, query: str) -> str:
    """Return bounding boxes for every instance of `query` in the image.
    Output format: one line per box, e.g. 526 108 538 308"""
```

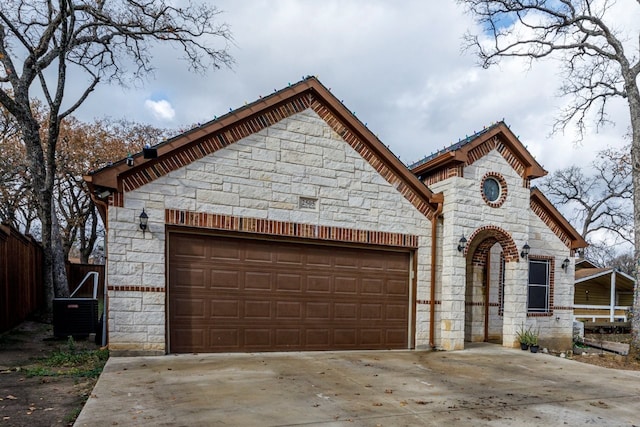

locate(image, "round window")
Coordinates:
482 177 501 202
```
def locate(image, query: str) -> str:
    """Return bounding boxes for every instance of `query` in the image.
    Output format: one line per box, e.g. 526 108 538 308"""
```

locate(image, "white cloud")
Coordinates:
144 99 175 122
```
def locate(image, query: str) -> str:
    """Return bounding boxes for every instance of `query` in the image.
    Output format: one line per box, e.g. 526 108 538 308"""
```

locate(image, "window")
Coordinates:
528 259 550 312
483 177 501 202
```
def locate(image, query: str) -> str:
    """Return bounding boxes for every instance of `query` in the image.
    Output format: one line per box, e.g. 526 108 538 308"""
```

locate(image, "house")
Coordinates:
573 259 634 326
85 77 587 355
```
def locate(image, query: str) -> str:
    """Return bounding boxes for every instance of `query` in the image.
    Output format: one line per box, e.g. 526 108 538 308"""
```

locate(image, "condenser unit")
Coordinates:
52 271 101 339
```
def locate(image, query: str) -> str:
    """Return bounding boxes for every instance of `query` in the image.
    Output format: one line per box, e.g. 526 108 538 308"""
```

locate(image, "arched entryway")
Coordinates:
463 226 519 344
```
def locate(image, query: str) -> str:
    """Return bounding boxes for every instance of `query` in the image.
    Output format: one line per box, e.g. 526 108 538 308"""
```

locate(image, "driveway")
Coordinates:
75 344 640 426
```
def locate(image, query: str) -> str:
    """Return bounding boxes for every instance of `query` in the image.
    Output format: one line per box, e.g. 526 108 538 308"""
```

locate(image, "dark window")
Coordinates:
528 259 550 312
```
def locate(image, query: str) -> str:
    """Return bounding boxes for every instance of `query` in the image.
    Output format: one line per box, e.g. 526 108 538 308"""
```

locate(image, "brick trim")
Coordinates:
115 94 311 196
309 101 436 220
419 135 528 187
466 225 519 263
108 285 165 292
165 209 419 248
480 172 508 208
416 300 441 305
530 197 573 249
108 92 437 221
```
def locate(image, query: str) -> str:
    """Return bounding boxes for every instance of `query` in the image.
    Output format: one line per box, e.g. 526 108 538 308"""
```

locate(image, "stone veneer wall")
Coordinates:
106 108 434 354
426 149 574 350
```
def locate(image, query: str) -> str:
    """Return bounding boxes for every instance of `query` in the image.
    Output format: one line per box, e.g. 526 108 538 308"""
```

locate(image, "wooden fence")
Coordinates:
0 224 44 333
0 224 106 333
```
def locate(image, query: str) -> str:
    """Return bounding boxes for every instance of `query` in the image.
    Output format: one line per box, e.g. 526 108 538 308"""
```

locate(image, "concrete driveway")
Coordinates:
75 344 640 426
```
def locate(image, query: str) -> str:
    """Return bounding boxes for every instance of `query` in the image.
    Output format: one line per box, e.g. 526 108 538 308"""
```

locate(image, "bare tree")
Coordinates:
459 0 640 357
0 0 233 315
538 144 632 261
55 116 170 263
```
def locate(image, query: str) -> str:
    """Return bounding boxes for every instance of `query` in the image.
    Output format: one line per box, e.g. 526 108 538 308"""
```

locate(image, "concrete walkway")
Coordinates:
75 344 640 426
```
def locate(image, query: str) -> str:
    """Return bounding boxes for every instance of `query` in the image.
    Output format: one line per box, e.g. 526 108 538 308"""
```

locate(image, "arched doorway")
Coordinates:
463 226 519 344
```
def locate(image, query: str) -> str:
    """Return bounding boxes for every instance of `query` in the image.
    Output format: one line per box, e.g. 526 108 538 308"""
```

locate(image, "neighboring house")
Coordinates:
573 259 634 324
85 77 586 355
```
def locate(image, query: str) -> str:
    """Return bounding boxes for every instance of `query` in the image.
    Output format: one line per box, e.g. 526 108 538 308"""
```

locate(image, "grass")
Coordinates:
24 336 108 379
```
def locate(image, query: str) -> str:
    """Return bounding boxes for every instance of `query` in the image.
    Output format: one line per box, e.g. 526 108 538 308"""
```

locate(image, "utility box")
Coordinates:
53 298 98 338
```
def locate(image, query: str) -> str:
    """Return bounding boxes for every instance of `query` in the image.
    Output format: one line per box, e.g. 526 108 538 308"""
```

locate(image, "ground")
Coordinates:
571 333 640 371
1 323 639 426
0 321 107 427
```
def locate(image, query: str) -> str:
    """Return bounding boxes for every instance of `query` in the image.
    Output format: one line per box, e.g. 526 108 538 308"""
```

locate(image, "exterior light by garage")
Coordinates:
520 243 530 259
561 258 570 272
457 235 467 252
139 209 149 235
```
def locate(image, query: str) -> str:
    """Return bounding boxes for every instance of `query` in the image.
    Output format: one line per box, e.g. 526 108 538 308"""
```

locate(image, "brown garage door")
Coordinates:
168 232 411 353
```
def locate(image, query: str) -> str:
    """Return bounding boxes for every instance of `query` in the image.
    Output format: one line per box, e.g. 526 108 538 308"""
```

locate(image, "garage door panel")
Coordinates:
306 329 330 346
335 277 357 294
210 239 241 261
244 300 271 319
307 275 331 293
211 269 240 289
172 298 206 318
361 330 383 345
275 273 302 291
362 278 384 295
276 301 302 318
172 267 206 289
211 300 239 318
307 302 330 320
244 271 272 290
276 250 304 265
335 303 358 319
386 304 409 320
334 329 357 346
244 243 272 263
387 279 410 296
244 329 271 347
210 329 239 349
169 233 411 353
361 304 382 320
275 329 301 347
306 253 332 267
172 235 207 258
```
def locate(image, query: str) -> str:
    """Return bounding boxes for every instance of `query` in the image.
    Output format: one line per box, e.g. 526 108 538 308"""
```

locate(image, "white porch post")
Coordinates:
609 271 616 322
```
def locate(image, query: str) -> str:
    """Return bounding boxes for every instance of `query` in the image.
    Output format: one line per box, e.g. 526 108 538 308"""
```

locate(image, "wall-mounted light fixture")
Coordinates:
520 243 530 259
96 189 111 199
457 235 467 253
561 258 570 272
126 153 134 167
585 289 589 301
139 209 149 235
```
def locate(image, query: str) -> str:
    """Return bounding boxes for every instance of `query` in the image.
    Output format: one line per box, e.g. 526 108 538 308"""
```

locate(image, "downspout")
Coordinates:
429 200 443 349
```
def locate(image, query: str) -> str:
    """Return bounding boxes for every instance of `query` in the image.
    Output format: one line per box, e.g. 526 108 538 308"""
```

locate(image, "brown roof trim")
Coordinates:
86 77 440 221
411 122 547 180
530 188 588 250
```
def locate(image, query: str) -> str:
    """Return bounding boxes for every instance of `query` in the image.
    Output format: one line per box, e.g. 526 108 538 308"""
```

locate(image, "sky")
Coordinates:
70 0 637 175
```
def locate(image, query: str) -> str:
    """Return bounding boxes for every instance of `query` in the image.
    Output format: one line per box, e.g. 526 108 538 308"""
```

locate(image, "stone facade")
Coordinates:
106 109 433 354
426 147 575 351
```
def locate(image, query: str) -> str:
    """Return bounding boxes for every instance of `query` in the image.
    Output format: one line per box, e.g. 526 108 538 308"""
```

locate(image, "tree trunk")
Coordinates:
629 83 640 359
17 109 69 316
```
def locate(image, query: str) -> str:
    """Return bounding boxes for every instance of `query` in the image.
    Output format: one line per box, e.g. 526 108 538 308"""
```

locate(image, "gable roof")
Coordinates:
576 258 599 270
85 77 441 222
530 188 588 250
410 121 547 183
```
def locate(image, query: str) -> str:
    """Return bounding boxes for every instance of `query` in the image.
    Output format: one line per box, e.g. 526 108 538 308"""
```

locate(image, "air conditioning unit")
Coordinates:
53 298 98 338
